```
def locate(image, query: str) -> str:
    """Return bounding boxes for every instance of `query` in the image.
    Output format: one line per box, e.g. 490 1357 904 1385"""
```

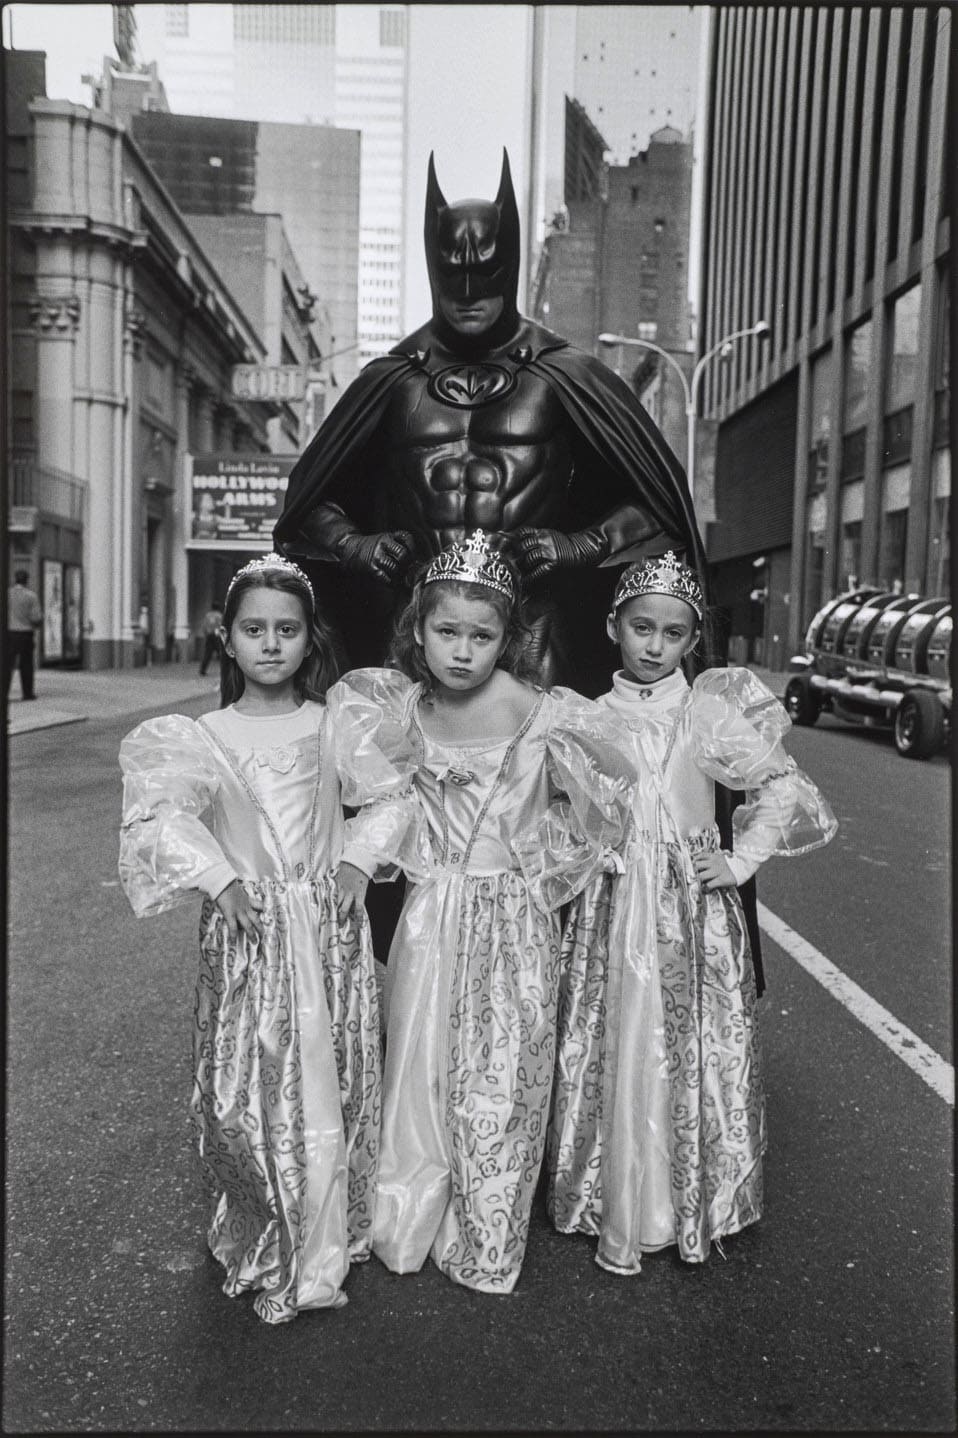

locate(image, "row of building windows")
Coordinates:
232 5 336 45
704 6 946 408
807 274 948 466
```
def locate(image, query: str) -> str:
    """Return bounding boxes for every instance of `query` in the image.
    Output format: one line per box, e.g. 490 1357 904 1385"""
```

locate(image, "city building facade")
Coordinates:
128 108 361 410
6 51 274 669
699 5 951 666
531 123 694 465
132 2 404 375
527 5 703 291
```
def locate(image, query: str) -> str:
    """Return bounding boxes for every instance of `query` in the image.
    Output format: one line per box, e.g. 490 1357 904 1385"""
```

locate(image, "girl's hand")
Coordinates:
337 862 370 916
214 879 264 941
692 851 738 891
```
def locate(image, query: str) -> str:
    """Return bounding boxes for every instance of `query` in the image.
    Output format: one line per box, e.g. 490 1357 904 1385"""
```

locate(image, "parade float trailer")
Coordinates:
785 588 952 760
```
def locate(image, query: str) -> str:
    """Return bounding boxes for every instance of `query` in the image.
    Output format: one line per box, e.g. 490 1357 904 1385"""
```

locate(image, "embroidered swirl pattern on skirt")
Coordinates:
546 870 614 1237
657 822 766 1261
435 870 560 1293
191 872 380 1323
322 888 382 1258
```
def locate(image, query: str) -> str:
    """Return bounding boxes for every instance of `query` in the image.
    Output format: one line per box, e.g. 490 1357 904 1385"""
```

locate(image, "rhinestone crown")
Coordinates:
226 552 315 608
612 551 703 619
423 530 515 600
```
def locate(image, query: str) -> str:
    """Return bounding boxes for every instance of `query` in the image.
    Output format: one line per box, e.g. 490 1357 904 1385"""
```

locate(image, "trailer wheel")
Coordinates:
784 674 820 726
894 691 945 759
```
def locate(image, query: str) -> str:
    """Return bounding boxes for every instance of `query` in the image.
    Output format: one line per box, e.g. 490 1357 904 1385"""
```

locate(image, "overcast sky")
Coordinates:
4 3 533 326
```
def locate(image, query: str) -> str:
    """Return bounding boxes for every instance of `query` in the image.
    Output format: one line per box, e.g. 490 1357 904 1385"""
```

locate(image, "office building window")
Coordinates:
808 348 832 489
930 464 950 594
840 522 862 590
878 509 908 591
804 491 826 625
886 283 921 413
841 427 866 480
380 10 405 48
839 480 864 589
234 6 335 43
877 465 910 591
933 270 949 447
882 406 913 467
165 3 188 37
844 318 872 432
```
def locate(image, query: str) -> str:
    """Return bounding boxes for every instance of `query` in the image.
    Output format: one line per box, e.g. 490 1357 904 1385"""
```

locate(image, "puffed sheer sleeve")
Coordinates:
326 668 425 882
512 688 638 909
118 715 235 917
691 668 837 882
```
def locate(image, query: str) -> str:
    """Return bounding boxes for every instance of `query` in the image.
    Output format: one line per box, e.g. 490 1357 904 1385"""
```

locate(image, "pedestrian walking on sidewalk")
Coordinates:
118 553 419 1323
6 570 43 700
198 601 224 675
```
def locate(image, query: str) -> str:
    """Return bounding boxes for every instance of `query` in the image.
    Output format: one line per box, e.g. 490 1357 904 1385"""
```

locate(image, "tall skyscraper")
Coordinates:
132 3 407 371
700 5 950 662
129 110 361 403
528 5 704 279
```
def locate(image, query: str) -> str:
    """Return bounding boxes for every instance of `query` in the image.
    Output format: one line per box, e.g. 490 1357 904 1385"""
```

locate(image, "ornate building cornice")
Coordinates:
29 293 81 335
124 300 147 358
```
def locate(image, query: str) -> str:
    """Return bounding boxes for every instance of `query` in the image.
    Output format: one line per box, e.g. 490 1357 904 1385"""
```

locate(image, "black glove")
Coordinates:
510 526 608 583
338 529 417 584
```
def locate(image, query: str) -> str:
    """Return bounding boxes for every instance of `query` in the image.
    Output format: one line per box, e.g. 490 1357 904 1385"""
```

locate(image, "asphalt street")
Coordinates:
4 691 954 1433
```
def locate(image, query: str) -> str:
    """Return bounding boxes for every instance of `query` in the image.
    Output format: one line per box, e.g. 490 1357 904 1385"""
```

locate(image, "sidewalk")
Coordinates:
747 664 789 699
7 660 791 738
6 661 220 736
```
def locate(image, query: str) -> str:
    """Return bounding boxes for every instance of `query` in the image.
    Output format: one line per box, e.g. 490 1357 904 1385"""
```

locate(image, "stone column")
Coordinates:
30 286 80 474
170 366 195 649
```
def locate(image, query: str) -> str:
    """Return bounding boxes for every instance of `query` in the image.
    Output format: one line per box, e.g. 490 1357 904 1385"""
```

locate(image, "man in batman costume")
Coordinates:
275 150 710 693
274 151 762 987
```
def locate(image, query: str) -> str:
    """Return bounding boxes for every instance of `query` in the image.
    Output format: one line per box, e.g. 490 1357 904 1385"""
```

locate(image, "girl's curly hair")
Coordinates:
388 558 538 698
218 568 339 707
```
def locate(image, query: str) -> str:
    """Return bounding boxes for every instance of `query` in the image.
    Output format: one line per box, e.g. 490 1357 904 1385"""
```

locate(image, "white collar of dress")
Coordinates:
607 668 689 713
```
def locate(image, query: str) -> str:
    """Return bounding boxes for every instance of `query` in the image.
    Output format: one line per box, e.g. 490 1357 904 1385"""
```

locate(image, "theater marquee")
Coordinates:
185 454 297 549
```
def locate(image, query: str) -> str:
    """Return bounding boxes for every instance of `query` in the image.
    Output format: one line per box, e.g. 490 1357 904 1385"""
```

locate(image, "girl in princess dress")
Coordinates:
118 554 418 1324
340 530 636 1294
548 553 837 1275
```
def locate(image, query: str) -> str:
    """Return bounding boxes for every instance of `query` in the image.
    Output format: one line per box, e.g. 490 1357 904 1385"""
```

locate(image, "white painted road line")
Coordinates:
758 902 955 1107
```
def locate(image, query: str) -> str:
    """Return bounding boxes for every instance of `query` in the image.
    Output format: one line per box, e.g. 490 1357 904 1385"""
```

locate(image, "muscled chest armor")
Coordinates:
377 355 574 549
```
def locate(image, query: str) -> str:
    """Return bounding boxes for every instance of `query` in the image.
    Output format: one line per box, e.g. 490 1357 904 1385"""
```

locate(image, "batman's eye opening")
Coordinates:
438 258 504 277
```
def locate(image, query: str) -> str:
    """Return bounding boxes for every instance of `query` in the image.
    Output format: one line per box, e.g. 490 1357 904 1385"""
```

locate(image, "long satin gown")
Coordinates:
350 669 635 1294
548 666 837 1273
118 680 417 1323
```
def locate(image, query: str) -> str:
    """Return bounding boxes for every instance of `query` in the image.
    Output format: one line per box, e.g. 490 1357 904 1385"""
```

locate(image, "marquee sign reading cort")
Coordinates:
230 364 308 402
186 454 297 549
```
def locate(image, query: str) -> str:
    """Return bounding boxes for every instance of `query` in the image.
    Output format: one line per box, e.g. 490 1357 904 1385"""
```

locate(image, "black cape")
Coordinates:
276 318 706 592
274 319 763 988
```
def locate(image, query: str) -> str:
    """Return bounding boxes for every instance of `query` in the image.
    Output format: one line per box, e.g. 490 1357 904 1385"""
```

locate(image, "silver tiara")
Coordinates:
613 551 703 619
226 553 315 608
423 530 515 600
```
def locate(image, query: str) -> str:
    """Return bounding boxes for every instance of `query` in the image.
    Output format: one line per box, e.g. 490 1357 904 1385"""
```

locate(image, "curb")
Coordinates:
8 711 89 737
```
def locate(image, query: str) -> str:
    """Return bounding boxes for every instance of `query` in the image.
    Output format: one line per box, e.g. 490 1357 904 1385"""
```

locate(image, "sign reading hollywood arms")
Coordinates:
186 454 297 548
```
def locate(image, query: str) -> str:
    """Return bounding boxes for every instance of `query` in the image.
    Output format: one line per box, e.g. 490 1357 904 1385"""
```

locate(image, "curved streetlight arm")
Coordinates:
598 322 769 500
690 322 769 410
597 332 691 410
308 340 363 373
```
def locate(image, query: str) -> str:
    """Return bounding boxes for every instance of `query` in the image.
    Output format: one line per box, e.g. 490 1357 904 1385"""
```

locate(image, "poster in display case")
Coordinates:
64 564 83 663
42 559 64 663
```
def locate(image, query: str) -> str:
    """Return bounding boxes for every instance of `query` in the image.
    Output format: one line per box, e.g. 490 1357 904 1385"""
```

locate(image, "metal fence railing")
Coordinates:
9 456 87 523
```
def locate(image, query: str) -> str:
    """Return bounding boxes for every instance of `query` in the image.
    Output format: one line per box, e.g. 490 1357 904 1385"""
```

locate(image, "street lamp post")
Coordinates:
598 321 771 498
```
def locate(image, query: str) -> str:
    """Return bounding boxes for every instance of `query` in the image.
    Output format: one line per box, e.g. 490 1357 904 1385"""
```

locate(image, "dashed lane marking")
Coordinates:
758 902 954 1107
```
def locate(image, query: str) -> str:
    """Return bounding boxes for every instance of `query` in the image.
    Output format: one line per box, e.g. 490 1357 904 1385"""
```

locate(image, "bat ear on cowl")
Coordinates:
425 152 449 228
495 149 520 234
